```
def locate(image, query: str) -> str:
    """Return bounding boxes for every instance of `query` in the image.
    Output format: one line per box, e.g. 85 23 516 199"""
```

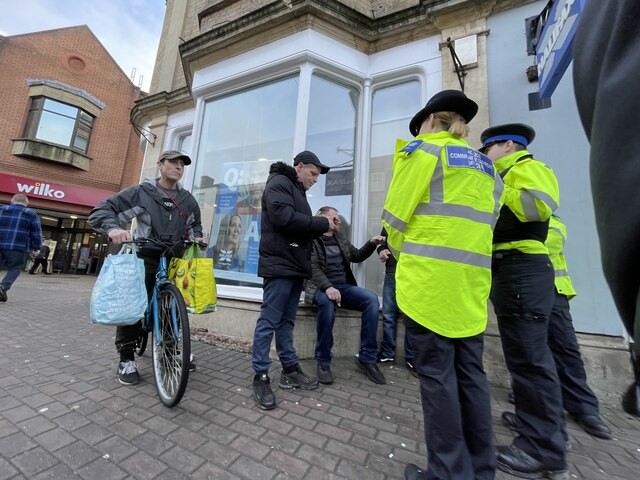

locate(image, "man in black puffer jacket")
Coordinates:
251 151 337 410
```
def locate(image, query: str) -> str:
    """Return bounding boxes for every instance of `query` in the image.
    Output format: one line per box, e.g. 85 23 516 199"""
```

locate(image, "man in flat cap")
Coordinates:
89 150 203 385
480 124 567 477
250 150 338 410
384 90 503 480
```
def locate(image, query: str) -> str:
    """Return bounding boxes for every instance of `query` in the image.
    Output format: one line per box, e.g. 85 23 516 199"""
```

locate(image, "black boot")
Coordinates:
622 342 640 417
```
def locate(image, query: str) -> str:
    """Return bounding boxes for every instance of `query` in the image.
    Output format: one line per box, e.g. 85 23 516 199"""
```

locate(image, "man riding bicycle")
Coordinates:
89 150 204 385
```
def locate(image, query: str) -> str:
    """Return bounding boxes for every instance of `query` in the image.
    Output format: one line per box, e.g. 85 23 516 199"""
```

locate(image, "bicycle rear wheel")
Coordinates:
151 283 190 407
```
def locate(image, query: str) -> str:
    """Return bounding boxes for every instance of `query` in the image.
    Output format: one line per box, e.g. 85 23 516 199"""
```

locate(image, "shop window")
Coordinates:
22 97 94 154
191 75 299 287
305 74 359 237
364 80 421 294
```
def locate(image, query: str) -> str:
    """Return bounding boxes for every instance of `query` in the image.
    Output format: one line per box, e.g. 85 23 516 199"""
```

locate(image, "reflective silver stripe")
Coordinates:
382 209 407 233
550 226 565 241
414 203 498 226
528 188 559 212
492 177 504 227
402 242 492 269
521 191 542 221
555 269 569 277
418 143 444 202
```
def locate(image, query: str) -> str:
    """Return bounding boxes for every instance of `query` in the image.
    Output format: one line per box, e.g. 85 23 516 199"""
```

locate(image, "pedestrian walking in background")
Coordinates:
89 150 204 385
251 151 337 410
0 194 42 302
383 90 502 480
29 240 51 275
480 123 567 478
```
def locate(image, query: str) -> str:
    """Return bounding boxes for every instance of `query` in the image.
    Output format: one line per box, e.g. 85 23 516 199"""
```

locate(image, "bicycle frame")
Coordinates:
147 256 182 346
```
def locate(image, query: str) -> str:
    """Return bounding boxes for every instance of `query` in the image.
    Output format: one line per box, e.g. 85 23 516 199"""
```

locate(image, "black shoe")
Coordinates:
355 358 386 384
279 364 319 390
508 391 515 404
571 413 612 439
253 373 276 410
0 285 7 302
405 360 418 378
117 360 140 385
404 463 426 480
496 445 568 479
501 411 522 431
317 364 334 385
188 354 196 372
377 352 395 363
622 382 640 417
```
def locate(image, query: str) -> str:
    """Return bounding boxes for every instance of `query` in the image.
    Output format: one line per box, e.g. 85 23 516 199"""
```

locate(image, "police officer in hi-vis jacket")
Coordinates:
383 90 503 480
480 123 567 479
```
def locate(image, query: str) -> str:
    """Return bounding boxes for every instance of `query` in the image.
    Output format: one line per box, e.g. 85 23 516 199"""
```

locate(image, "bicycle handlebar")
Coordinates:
123 238 208 250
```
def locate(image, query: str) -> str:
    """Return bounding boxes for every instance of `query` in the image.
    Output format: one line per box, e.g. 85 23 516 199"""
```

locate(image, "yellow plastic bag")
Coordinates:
168 245 217 314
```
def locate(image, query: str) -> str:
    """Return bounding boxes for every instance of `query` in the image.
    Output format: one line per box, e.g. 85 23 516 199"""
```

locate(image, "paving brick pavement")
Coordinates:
0 274 639 479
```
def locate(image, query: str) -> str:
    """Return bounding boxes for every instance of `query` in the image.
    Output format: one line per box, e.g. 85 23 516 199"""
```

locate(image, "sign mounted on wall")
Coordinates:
535 0 586 99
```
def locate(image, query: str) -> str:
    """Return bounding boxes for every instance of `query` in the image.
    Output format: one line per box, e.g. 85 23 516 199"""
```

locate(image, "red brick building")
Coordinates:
0 26 145 274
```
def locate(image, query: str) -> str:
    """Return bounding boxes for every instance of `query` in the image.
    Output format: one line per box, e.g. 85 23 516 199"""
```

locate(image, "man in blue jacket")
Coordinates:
0 194 42 302
251 151 337 410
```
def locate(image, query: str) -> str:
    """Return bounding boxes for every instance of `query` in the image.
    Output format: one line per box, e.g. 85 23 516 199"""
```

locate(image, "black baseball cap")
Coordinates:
293 150 330 174
159 150 192 166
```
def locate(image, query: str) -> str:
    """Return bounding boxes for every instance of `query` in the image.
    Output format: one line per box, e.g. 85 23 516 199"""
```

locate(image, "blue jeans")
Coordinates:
314 284 379 365
0 250 27 290
252 277 303 373
379 272 415 361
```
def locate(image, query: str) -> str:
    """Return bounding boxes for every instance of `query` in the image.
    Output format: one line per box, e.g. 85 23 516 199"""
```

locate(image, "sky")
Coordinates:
0 0 166 92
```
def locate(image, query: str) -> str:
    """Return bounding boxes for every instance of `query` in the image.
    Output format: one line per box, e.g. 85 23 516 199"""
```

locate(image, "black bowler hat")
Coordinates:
479 123 536 153
409 89 479 136
159 150 192 165
293 150 330 174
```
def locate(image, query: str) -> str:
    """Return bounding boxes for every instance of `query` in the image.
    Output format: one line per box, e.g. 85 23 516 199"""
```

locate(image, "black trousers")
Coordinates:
491 251 566 469
405 317 495 480
29 258 48 274
115 256 159 360
549 292 599 417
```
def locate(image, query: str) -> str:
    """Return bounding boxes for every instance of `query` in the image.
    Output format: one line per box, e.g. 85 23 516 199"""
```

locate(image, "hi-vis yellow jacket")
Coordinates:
493 150 560 254
382 131 504 338
547 215 576 299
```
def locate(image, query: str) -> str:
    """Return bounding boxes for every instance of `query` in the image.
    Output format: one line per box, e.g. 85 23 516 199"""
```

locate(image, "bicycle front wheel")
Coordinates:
152 283 190 407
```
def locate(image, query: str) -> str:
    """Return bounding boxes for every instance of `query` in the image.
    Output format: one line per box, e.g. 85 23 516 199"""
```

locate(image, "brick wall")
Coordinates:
0 26 144 198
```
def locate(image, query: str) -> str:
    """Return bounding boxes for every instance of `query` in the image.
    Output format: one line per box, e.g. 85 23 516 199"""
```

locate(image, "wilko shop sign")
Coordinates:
0 173 112 207
17 181 65 199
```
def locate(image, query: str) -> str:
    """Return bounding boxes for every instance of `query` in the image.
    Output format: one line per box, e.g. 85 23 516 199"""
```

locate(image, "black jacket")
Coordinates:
304 232 377 304
88 179 203 258
257 162 329 278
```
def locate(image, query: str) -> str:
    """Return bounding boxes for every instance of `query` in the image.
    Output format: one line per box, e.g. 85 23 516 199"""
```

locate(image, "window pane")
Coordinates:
364 81 421 295
36 110 75 146
192 75 299 287
43 98 78 118
305 74 359 239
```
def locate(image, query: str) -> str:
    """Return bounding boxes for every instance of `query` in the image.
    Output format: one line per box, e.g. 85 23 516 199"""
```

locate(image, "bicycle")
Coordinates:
128 237 203 407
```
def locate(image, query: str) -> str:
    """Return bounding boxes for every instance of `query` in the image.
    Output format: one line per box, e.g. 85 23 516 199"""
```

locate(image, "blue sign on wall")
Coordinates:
536 0 586 99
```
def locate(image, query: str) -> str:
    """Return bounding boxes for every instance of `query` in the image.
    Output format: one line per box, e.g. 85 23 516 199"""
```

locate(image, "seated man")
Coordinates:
305 206 386 385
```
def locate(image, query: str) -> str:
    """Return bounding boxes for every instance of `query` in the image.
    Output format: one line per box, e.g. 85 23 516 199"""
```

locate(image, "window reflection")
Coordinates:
365 81 421 295
305 74 359 235
191 76 299 287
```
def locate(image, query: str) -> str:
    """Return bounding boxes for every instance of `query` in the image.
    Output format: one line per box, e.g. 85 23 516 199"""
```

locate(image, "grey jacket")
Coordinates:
304 232 376 304
88 178 202 258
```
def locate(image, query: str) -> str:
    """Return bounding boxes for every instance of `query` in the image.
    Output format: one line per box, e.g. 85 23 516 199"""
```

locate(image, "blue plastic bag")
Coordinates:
90 244 148 326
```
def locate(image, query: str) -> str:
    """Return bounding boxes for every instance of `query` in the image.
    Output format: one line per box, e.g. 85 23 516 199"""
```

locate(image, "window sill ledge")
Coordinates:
12 138 91 170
